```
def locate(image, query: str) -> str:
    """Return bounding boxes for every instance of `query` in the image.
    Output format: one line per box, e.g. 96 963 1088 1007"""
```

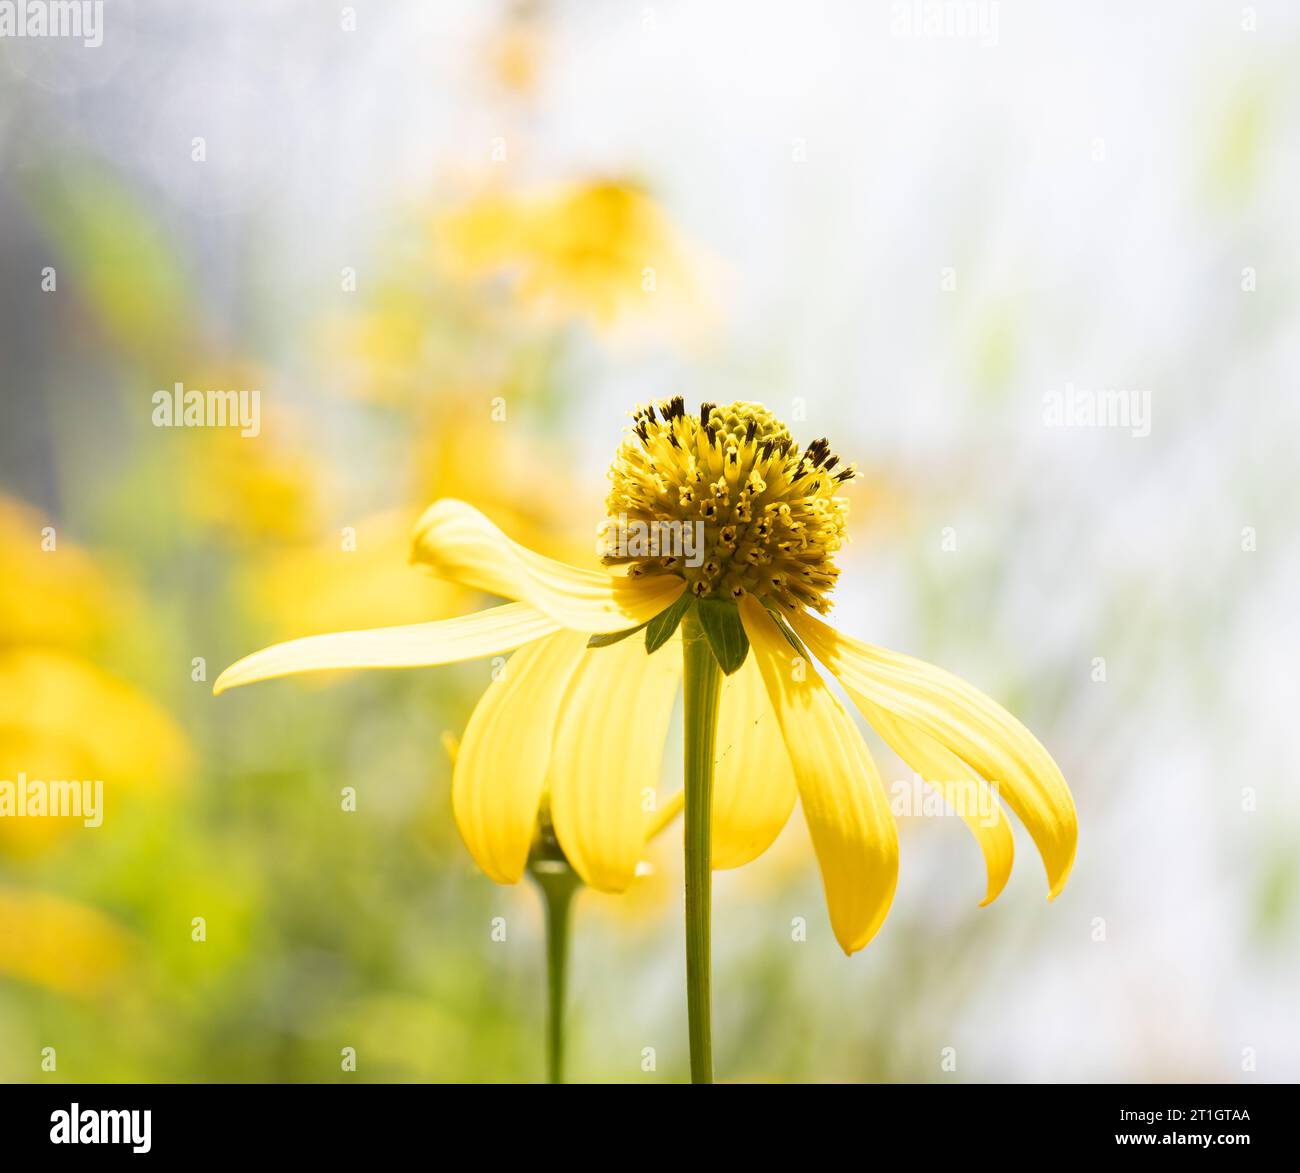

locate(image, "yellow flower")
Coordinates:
486 13 545 99
0 496 190 856
0 886 132 997
436 181 701 331
0 497 114 649
216 399 1076 954
175 393 320 544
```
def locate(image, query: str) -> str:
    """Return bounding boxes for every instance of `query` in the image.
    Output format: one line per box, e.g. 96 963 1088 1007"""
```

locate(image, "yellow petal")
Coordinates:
859 701 1014 906
410 498 685 633
711 653 797 870
213 602 557 695
548 635 681 892
452 631 588 883
793 612 1077 900
739 597 898 954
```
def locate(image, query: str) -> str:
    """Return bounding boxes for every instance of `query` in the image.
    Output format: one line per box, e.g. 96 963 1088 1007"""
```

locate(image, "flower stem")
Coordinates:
681 604 723 1084
531 861 581 1084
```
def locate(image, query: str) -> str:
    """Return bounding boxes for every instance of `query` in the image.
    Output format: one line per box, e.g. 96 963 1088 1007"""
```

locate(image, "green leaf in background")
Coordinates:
695 596 749 674
21 159 196 365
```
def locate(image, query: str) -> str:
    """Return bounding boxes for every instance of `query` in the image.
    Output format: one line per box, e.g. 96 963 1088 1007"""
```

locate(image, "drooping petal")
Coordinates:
548 635 682 892
858 700 1014 906
738 596 898 955
213 602 558 694
452 631 588 883
410 498 685 633
792 612 1077 900
711 653 797 870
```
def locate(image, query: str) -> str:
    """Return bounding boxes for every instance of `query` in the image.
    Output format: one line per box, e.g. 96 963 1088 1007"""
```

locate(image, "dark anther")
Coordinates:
802 438 830 467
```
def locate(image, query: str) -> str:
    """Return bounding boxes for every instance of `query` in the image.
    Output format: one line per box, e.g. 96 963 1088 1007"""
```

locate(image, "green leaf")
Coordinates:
695 596 750 675
644 591 694 654
587 622 646 648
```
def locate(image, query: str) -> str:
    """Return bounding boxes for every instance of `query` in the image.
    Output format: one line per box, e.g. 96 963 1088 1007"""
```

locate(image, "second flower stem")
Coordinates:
681 604 723 1084
532 861 581 1084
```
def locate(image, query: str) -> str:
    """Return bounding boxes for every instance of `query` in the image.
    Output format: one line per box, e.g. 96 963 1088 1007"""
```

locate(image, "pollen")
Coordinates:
602 397 855 613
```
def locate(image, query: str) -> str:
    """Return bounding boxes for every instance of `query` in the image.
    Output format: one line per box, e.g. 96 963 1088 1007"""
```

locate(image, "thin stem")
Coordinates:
531 862 581 1084
681 604 723 1084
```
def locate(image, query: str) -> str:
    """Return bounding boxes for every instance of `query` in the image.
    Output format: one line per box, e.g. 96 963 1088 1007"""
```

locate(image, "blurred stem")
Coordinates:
531 861 581 1084
681 604 722 1084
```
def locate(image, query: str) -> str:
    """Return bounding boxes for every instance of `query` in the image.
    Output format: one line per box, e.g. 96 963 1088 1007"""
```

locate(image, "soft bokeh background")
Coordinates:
2 0 1297 1082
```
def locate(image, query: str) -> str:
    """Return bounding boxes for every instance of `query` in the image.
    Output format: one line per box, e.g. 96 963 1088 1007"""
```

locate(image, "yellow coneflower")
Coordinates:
215 398 1077 1083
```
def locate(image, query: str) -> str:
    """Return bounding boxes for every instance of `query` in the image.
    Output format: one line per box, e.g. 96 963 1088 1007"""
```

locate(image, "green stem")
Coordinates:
532 862 580 1084
681 604 723 1084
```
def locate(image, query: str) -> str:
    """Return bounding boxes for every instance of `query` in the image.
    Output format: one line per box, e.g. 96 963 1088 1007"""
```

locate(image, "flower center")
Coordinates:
602 397 854 613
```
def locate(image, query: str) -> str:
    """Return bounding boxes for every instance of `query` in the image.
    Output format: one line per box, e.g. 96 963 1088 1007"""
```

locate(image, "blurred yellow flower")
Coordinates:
173 392 321 544
0 498 113 650
0 496 190 857
0 886 132 997
436 181 703 331
0 650 189 789
487 10 545 99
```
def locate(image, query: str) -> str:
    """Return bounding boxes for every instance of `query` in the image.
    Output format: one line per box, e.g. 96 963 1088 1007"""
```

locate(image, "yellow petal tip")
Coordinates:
1046 860 1075 901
